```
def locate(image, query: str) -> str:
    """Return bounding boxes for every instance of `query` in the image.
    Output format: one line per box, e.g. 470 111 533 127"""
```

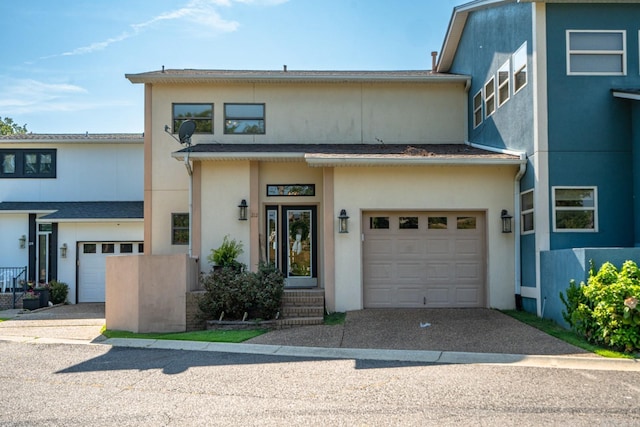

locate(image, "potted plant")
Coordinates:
22 291 40 311
207 235 244 272
34 282 50 308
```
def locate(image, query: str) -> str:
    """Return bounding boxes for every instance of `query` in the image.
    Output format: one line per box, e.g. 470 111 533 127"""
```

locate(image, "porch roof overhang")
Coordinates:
612 88 640 101
0 201 143 222
171 143 524 167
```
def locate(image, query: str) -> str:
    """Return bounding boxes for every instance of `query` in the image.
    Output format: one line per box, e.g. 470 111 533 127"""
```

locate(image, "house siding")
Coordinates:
545 3 640 250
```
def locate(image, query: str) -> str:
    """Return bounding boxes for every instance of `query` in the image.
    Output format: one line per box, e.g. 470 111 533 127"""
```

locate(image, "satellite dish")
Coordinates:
178 120 196 145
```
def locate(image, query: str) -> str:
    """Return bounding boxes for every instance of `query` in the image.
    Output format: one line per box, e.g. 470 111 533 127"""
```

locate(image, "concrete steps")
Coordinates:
278 289 325 328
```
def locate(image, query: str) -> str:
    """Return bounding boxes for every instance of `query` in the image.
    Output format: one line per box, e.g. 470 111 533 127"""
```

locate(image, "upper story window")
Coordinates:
513 42 527 94
0 149 56 178
552 187 597 232
224 103 265 134
473 90 483 128
172 103 213 134
566 30 626 75
521 189 534 234
497 59 510 107
484 77 496 118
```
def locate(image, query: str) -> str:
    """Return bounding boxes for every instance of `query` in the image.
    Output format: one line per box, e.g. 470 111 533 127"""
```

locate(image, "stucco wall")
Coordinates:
333 164 519 312
106 254 198 333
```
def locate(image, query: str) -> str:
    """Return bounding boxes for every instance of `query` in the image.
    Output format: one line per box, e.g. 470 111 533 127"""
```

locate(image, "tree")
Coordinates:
0 117 28 135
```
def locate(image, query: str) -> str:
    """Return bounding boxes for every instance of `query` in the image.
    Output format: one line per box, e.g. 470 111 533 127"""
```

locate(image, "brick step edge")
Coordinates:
281 296 325 306
281 306 325 317
276 317 324 328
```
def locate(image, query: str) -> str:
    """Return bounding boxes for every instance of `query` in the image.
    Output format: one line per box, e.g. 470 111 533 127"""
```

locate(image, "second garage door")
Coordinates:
363 211 485 308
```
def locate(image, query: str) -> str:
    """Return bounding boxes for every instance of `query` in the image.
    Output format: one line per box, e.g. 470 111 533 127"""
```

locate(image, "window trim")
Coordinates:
172 103 214 135
171 213 190 245
224 103 266 135
513 42 527 94
552 186 598 232
520 189 534 235
484 76 496 118
566 30 626 76
0 149 57 179
497 59 511 108
473 90 483 128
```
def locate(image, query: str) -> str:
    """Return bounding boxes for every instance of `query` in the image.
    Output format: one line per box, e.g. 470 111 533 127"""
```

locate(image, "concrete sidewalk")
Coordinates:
1 303 638 371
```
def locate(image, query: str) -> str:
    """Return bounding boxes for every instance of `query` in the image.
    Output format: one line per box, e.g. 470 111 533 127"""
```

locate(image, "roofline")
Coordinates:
36 218 144 223
438 0 516 73
172 151 525 167
0 134 144 144
125 70 471 85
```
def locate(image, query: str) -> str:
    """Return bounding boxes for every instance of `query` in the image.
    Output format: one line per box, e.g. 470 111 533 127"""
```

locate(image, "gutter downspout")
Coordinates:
184 151 193 258
467 141 527 309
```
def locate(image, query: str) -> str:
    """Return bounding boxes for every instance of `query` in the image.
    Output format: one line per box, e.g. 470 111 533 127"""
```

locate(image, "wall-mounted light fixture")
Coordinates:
19 235 26 249
238 199 248 221
60 243 68 259
501 209 513 233
338 209 349 233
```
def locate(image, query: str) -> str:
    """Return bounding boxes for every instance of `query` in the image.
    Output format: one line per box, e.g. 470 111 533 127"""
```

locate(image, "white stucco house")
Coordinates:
0 133 144 307
107 68 525 332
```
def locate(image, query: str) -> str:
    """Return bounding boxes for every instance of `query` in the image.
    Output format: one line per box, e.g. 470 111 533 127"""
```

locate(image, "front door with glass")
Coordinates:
266 206 317 288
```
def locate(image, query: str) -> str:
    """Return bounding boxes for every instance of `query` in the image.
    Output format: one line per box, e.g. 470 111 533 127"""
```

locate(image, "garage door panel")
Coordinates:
364 211 485 308
426 238 451 255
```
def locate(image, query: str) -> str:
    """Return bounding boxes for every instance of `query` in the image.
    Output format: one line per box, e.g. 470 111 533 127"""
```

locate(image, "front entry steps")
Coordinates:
278 289 325 328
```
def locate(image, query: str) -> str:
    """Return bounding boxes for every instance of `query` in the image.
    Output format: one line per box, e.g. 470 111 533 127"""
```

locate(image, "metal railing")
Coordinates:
0 267 28 309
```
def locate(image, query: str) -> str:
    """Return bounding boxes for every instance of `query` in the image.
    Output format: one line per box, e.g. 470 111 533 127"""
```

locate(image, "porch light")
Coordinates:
238 199 248 221
501 209 513 233
60 243 68 259
338 209 349 233
19 235 26 249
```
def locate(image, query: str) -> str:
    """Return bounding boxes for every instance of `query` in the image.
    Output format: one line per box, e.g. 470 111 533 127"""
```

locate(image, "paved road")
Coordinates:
0 341 638 426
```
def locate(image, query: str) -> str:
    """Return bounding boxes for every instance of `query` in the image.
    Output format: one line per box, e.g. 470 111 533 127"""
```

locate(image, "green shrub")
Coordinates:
561 260 640 353
49 280 69 305
199 262 284 321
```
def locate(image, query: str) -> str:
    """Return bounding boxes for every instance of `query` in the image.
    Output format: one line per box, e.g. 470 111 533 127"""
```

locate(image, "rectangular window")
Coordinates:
484 77 496 118
567 30 626 75
521 189 534 234
473 90 483 128
224 103 265 134
399 217 418 229
0 149 56 178
428 217 447 229
370 217 389 229
172 213 190 245
457 217 476 230
172 103 213 134
513 42 527 94
497 59 510 107
553 187 597 232
102 244 115 254
120 243 133 253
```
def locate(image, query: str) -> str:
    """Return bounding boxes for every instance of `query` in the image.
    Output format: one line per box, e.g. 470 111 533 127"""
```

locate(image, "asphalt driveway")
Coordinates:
0 304 592 357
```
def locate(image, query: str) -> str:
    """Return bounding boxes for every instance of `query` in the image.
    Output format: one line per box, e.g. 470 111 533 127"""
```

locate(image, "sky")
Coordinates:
0 0 462 134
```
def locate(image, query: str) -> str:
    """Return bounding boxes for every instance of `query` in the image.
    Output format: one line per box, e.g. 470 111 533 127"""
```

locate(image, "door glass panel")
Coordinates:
399 216 419 229
457 217 477 229
370 217 389 229
83 244 97 254
102 243 115 254
428 217 448 229
267 208 278 267
287 209 312 278
38 234 48 283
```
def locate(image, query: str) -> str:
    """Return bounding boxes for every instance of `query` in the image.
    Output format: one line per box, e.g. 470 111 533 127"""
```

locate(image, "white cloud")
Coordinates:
40 0 290 60
0 78 90 114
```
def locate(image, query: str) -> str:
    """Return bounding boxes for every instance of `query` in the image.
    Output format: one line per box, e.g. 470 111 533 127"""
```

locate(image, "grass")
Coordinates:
101 312 347 343
101 326 268 343
502 310 637 359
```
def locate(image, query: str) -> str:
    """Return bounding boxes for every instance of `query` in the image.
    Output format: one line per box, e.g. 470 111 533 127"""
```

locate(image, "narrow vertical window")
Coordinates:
497 59 510 107
521 189 534 234
513 42 527 94
473 90 483 128
172 213 190 245
484 77 496 118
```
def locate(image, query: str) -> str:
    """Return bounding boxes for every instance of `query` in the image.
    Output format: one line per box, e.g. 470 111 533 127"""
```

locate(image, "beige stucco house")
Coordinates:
108 68 525 332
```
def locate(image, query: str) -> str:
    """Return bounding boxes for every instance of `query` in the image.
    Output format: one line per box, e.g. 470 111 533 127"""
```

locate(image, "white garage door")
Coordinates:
78 242 142 303
363 212 485 308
